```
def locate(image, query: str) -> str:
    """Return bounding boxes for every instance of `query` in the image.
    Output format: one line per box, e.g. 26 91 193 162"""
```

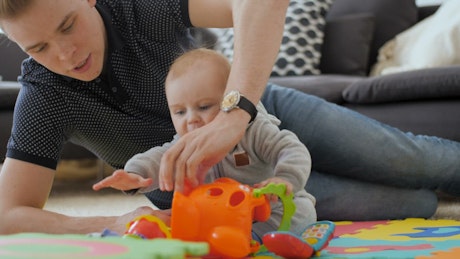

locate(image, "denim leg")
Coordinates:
261 84 460 195
307 171 437 220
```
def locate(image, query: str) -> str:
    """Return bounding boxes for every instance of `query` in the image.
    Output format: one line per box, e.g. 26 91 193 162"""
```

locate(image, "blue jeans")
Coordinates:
261 84 460 220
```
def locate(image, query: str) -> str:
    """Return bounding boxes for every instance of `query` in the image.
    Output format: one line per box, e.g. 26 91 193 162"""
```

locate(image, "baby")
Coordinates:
93 48 316 240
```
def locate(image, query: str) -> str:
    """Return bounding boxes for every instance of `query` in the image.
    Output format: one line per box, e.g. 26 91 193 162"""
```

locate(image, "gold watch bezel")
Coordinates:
221 90 241 112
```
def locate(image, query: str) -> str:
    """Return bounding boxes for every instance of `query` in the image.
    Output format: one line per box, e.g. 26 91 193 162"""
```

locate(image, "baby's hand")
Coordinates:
253 177 293 202
92 169 153 191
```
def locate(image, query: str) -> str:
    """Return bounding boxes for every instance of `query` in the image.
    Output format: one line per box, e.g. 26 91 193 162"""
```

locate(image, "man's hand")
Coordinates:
92 170 153 191
159 110 248 193
253 177 293 202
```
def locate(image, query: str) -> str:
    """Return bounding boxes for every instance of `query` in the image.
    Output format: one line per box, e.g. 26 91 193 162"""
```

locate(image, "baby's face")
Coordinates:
166 65 226 136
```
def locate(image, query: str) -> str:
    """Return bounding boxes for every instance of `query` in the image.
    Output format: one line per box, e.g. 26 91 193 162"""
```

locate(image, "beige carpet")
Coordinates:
44 179 460 220
432 192 460 220
45 180 156 216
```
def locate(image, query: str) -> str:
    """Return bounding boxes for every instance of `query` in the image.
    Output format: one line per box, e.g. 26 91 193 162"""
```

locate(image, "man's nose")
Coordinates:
56 40 76 61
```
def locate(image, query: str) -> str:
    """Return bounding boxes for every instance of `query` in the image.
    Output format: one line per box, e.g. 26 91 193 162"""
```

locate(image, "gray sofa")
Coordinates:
1 0 459 166
190 0 460 143
265 1 460 142
191 0 460 142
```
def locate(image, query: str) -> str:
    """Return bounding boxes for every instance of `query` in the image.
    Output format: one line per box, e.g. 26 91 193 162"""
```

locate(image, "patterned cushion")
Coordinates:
212 0 334 76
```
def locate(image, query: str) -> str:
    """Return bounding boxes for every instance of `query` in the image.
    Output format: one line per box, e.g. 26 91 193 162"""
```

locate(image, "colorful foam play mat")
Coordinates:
318 218 460 259
1 218 460 259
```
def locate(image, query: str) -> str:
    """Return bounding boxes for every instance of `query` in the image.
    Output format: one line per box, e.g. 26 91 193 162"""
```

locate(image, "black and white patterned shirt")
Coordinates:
7 0 192 170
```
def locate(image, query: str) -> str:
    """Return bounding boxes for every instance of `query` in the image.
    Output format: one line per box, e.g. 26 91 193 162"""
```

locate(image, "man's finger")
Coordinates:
185 150 201 188
159 140 184 191
175 139 201 192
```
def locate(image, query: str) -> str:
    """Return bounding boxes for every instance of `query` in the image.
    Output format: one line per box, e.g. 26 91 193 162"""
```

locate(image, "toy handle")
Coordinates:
253 183 296 231
253 183 296 255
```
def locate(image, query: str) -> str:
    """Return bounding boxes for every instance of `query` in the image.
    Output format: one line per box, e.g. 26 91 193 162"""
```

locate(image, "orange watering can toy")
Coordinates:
123 177 317 258
170 177 273 258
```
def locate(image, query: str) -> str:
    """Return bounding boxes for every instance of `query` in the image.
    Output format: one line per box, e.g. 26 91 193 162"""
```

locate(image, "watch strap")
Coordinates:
237 95 258 123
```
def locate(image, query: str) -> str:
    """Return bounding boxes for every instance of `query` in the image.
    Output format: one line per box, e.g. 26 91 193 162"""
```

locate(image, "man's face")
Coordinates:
2 0 106 82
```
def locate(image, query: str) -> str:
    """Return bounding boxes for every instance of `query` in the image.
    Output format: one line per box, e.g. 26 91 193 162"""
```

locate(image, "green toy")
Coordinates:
0 233 208 259
253 183 296 255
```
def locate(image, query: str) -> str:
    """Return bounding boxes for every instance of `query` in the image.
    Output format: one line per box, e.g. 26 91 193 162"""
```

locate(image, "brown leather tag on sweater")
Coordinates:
234 151 250 167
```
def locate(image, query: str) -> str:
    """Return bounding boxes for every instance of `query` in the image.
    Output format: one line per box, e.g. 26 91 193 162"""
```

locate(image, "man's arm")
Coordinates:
0 158 169 234
159 0 290 192
189 0 289 103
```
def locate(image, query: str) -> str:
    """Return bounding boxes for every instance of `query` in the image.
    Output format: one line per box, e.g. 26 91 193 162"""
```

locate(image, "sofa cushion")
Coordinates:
342 65 460 104
212 0 333 77
320 13 375 76
270 74 363 104
326 0 418 70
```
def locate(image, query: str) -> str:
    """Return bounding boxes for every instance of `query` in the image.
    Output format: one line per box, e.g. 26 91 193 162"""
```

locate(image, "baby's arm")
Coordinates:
92 169 153 191
247 107 312 194
95 138 177 193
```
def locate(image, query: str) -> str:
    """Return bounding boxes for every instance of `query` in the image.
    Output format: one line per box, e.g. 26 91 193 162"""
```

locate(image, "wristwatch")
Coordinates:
221 90 258 123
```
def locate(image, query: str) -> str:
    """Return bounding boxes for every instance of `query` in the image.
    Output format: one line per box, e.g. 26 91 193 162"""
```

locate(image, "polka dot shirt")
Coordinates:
7 0 193 170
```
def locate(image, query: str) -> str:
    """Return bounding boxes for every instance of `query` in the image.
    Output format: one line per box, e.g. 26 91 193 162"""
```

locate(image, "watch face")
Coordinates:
221 91 240 111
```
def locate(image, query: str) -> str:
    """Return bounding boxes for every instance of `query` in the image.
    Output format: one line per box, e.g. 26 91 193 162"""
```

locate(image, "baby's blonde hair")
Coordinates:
166 48 231 90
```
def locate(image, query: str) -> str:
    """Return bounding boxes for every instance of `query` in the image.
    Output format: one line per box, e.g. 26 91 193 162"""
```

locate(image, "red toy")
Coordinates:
262 220 335 258
124 215 171 239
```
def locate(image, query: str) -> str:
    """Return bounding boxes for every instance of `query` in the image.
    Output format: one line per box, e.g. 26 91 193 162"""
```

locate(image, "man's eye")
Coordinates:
62 21 74 33
33 45 47 53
